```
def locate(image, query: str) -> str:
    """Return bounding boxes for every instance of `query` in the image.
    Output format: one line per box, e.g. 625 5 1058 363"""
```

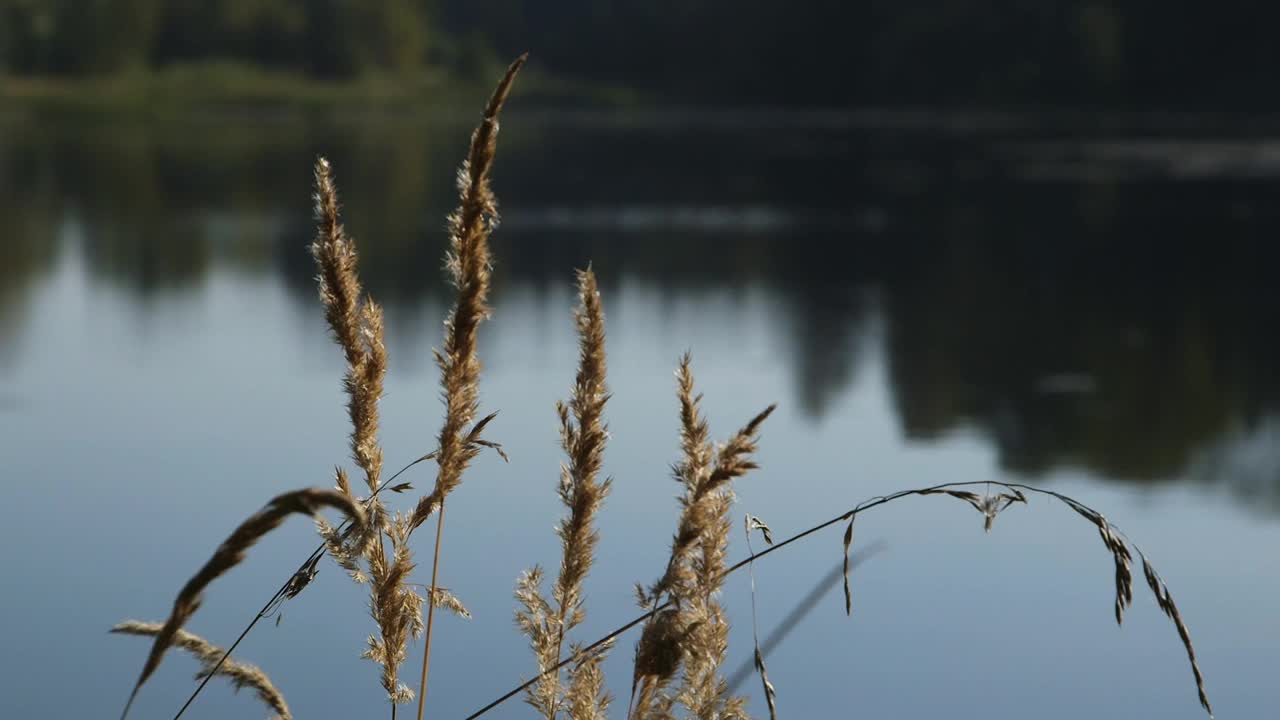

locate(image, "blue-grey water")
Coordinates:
1 108 1277 719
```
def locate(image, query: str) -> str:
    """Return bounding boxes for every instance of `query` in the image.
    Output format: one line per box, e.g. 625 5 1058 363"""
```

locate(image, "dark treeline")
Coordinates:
485 0 1280 109
3 1 1280 109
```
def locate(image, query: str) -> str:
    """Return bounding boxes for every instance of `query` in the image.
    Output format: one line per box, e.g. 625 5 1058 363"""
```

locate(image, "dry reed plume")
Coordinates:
112 621 290 720
515 268 614 720
310 156 436 715
413 53 525 720
312 158 387 500
629 355 775 720
119 488 364 719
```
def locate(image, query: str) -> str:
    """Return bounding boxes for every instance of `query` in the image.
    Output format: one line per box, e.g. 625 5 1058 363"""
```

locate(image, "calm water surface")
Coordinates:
1 109 1278 719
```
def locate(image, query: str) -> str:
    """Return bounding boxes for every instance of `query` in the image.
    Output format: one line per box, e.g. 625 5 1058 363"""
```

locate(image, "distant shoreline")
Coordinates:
9 70 1280 140
0 62 635 115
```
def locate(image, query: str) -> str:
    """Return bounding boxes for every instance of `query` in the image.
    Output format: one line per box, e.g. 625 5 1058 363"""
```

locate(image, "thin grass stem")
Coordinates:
415 502 448 719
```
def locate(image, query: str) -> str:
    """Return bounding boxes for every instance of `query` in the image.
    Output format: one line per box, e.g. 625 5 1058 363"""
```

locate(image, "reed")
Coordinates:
412 52 526 720
515 267 614 720
311 155 427 716
628 356 775 720
112 51 1217 720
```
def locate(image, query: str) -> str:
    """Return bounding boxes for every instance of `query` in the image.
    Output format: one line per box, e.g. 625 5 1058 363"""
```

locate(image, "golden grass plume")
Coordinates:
113 620 290 720
362 513 424 705
311 156 387 499
311 157 425 710
516 267 613 719
414 53 526 720
420 52 526 517
629 355 773 720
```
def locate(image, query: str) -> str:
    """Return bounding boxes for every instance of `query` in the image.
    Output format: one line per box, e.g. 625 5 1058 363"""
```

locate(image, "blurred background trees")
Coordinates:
0 0 1276 108
0 0 435 78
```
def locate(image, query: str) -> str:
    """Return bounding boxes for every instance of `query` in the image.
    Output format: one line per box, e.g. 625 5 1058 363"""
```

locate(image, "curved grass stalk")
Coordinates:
464 480 1213 720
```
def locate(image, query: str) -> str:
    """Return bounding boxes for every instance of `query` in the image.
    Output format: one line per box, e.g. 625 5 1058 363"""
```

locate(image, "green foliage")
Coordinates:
0 0 436 79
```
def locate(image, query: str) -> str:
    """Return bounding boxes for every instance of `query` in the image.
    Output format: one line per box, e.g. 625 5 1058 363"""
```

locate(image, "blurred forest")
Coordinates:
2 0 1277 108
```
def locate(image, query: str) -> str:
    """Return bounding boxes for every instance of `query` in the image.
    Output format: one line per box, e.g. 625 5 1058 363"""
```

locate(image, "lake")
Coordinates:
1 106 1277 719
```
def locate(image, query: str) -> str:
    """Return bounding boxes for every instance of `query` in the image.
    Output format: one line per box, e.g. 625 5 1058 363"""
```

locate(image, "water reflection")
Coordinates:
2 111 1279 501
